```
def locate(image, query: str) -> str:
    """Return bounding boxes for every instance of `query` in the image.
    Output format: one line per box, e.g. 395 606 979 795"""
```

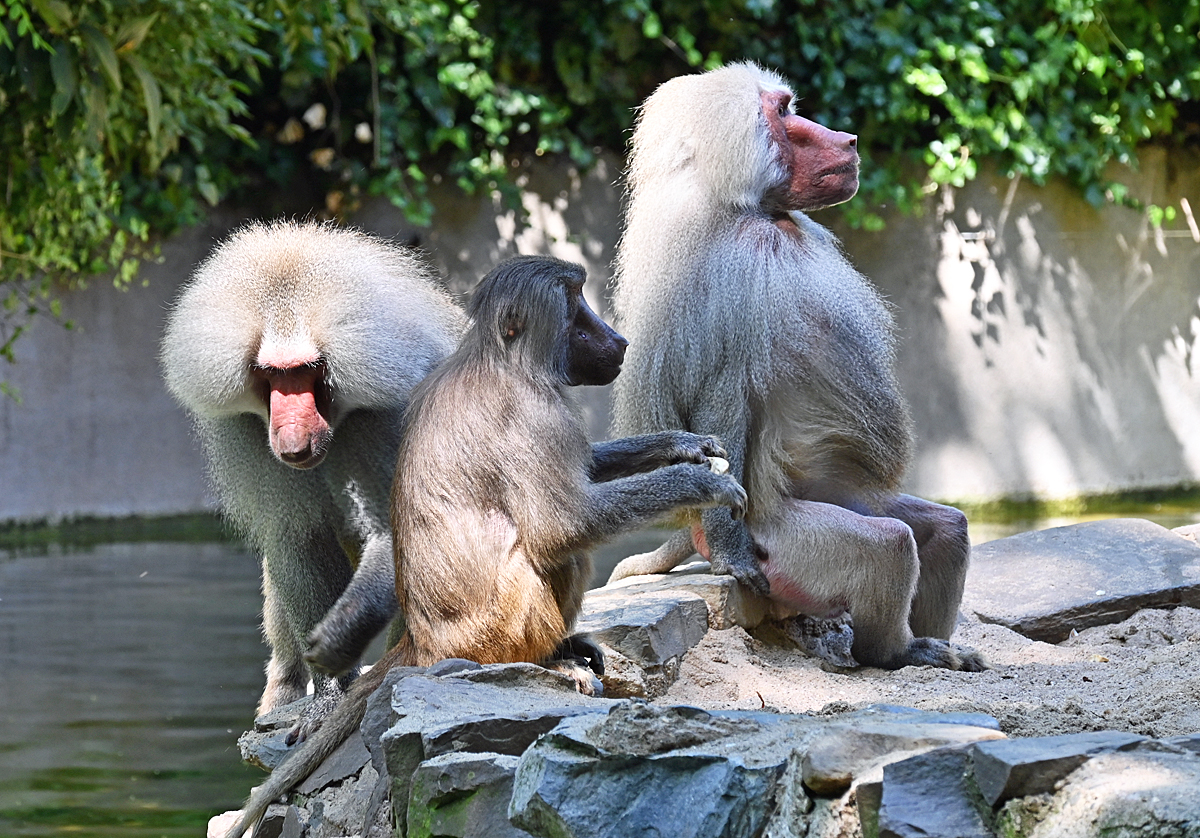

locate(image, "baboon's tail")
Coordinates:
223 641 410 838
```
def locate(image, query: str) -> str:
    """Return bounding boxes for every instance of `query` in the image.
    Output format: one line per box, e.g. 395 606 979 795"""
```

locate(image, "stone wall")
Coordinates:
1 149 1198 523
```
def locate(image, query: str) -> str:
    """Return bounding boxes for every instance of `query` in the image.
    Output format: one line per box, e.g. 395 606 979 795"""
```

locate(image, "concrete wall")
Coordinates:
850 148 1200 500
1 151 1197 523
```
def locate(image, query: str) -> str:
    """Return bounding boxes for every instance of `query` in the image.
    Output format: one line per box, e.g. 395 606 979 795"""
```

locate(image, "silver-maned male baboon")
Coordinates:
223 255 747 838
608 62 984 672
161 220 465 739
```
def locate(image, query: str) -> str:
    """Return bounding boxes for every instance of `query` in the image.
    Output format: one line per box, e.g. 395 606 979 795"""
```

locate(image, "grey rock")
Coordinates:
998 750 1200 838
585 643 655 699
296 729 371 794
972 730 1149 805
256 803 305 838
762 751 815 838
874 747 992 838
427 657 485 677
361 771 393 838
229 575 1200 838
251 803 297 838
453 661 585 692
299 759 380 838
252 697 308 733
578 587 710 664
380 666 612 833
1175 522 1200 543
406 752 530 838
577 588 710 697
358 667 424 838
801 720 1005 796
239 728 294 773
1167 732 1200 755
239 698 308 771
601 564 773 630
856 782 883 838
964 518 1200 641
775 613 858 668
361 666 425 774
853 704 1002 732
510 702 790 838
278 805 304 838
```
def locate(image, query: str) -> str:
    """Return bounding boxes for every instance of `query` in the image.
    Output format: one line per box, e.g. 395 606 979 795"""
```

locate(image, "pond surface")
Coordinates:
1 508 1197 836
0 542 264 837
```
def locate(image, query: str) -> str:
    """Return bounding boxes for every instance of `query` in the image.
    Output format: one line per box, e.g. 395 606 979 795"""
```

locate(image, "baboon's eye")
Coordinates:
503 316 524 341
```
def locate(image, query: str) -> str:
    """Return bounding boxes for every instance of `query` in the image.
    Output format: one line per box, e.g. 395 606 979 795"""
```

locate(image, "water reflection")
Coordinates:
1 510 1196 835
0 542 265 837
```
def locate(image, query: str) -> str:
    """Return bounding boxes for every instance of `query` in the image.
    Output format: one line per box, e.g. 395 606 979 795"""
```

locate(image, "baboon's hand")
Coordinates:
711 550 771 598
666 432 728 465
553 633 606 676
305 622 361 677
704 517 771 597
710 472 747 520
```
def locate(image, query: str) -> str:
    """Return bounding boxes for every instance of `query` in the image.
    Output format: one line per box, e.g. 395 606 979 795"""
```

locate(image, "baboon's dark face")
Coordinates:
565 289 628 386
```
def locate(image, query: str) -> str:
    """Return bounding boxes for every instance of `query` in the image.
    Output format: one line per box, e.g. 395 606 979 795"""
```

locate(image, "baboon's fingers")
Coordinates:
711 552 771 598
572 637 606 676
695 434 728 460
304 624 359 677
718 476 748 520
553 633 606 676
545 659 605 696
669 432 728 464
953 645 991 672
284 684 343 745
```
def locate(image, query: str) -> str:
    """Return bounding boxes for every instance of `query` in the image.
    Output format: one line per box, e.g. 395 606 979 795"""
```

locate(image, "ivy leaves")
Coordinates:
0 0 263 360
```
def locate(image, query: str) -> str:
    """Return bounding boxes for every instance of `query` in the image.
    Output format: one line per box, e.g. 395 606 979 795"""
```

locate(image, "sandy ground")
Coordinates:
655 606 1200 740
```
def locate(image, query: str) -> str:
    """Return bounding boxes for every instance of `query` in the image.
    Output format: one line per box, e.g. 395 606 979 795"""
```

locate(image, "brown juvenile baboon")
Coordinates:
608 62 985 672
223 255 747 838
161 220 465 739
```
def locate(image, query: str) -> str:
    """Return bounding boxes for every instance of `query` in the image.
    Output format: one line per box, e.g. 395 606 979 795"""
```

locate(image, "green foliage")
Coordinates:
2 0 1198 359
0 0 264 360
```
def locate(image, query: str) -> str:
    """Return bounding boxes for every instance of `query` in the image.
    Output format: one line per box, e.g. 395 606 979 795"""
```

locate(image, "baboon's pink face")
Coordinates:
252 354 333 469
760 88 859 213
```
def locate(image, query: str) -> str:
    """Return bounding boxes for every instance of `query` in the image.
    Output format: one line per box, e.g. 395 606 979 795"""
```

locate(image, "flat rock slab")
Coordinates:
802 719 1005 795
296 729 372 794
971 730 1150 805
577 587 710 666
599 562 772 630
963 518 1200 642
509 702 797 838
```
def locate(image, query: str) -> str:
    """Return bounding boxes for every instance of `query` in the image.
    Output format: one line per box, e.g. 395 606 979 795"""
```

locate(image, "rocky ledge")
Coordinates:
211 518 1200 838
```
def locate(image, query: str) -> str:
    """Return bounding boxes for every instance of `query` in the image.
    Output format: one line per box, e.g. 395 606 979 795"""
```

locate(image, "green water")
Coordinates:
957 485 1200 545
0 541 264 838
1 498 1197 836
